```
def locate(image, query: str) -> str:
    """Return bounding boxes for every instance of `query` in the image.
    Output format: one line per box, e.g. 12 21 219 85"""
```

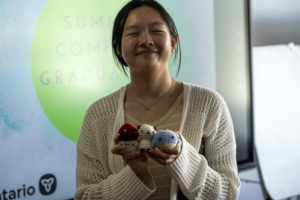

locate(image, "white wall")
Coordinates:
214 0 252 163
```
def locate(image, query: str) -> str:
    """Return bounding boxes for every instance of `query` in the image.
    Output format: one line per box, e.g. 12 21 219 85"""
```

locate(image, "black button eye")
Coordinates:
171 136 174 139
159 138 162 141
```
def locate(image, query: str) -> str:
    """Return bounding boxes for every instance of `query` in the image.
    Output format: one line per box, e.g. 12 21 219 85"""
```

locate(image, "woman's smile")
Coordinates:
137 50 157 55
120 6 176 72
136 49 159 55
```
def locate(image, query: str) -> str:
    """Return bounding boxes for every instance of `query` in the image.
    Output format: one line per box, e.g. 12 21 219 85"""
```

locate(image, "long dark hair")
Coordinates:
112 0 182 76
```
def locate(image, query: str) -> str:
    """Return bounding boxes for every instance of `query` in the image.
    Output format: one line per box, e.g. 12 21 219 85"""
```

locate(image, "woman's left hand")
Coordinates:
148 132 182 165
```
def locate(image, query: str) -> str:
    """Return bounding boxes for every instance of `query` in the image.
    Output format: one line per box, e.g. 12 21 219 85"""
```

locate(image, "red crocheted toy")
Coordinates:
118 123 139 153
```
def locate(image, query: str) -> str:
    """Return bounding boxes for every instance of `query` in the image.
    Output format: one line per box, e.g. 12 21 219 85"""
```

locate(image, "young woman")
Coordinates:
75 1 240 199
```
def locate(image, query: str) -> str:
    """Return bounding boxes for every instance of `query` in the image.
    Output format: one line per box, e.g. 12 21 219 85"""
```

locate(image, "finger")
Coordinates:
175 132 182 142
111 145 125 155
148 153 176 165
159 145 181 155
148 148 172 160
123 152 145 163
114 135 120 145
123 151 142 160
128 155 148 165
126 154 147 166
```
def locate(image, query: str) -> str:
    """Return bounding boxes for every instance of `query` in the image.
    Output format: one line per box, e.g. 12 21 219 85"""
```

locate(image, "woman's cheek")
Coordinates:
121 41 135 61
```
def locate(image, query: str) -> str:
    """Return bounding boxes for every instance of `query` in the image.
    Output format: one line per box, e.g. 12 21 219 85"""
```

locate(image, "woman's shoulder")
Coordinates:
184 83 231 123
186 83 225 102
182 83 228 113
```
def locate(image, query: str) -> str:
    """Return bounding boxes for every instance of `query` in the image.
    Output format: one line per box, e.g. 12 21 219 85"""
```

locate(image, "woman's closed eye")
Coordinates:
152 29 164 33
127 32 139 36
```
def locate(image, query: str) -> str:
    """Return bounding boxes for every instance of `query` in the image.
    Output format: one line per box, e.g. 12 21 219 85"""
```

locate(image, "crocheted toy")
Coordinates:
137 124 156 153
152 130 179 148
117 123 139 153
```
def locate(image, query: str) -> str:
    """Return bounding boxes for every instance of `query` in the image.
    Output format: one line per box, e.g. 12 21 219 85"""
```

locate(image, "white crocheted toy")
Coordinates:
137 124 156 153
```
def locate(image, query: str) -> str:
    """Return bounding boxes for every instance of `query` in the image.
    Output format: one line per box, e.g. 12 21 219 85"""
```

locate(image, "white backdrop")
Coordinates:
253 43 300 199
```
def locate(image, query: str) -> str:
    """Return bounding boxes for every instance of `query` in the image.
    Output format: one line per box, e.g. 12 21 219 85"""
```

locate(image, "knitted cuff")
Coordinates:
165 134 207 193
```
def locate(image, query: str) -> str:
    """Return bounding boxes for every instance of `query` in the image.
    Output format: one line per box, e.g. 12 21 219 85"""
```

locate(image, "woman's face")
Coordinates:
120 6 177 74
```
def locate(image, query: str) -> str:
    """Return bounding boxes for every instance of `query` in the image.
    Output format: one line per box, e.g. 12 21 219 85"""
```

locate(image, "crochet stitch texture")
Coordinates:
75 83 240 200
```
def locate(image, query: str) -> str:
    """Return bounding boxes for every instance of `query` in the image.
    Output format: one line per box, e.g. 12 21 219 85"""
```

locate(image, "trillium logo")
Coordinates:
39 174 57 195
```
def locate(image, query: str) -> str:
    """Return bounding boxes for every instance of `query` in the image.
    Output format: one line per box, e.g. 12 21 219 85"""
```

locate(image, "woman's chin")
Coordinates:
130 63 162 74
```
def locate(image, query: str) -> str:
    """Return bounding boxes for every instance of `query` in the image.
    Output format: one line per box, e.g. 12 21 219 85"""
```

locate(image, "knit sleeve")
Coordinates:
75 103 155 200
165 92 240 200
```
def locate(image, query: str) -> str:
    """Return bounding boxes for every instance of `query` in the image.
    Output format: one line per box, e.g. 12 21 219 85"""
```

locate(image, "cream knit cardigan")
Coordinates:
75 83 240 200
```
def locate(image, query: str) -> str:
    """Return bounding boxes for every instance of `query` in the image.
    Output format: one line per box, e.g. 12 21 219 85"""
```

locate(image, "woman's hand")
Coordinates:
148 132 182 165
111 135 149 180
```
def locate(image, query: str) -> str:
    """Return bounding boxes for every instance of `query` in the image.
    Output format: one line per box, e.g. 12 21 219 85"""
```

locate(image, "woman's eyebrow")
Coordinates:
150 22 164 26
124 21 165 31
124 25 139 31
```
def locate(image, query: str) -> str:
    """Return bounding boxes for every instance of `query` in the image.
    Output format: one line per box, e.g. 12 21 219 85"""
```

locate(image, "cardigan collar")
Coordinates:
109 82 192 172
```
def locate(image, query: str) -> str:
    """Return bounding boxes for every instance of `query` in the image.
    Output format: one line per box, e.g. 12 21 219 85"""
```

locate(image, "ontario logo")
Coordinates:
31 0 129 142
0 174 57 200
39 174 57 195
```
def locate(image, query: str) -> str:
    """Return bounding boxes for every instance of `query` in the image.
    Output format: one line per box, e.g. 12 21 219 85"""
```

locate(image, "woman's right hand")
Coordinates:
111 135 149 180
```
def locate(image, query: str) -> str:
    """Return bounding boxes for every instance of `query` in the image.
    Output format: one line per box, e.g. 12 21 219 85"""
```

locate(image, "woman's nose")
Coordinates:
139 31 154 46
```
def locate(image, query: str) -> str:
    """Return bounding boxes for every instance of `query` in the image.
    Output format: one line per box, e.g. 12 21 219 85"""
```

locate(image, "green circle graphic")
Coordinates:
32 0 129 142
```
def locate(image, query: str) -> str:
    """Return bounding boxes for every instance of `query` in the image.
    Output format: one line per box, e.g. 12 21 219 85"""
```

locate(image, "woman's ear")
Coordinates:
116 45 121 56
171 35 178 52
